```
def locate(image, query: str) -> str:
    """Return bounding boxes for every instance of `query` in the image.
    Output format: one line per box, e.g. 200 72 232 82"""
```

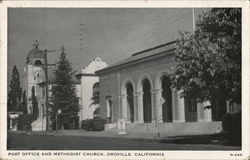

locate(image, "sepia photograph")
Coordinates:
1 1 249 160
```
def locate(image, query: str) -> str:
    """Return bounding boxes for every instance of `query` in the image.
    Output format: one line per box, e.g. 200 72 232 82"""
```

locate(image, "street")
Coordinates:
7 132 241 150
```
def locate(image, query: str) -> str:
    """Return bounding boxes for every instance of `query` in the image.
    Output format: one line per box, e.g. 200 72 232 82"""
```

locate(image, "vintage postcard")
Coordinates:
0 0 249 159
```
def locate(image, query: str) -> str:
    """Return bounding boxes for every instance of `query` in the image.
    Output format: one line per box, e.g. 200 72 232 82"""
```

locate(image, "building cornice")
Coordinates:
96 48 175 75
75 73 98 77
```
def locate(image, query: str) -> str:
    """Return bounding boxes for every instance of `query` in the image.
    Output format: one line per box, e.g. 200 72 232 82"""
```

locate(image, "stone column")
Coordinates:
106 99 110 119
204 108 212 122
174 90 185 122
135 91 144 123
204 101 212 122
39 106 42 119
197 102 205 122
179 91 185 122
150 89 157 122
120 94 127 122
172 89 178 122
133 92 138 123
154 89 163 123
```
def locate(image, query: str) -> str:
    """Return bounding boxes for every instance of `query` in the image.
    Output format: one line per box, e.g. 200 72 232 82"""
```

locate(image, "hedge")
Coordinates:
222 112 241 145
81 118 106 131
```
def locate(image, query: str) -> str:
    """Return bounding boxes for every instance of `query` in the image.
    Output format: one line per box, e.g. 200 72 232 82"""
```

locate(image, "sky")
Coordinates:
8 8 206 88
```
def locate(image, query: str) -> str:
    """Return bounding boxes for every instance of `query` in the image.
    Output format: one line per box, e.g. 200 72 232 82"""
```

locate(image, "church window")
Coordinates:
92 82 100 104
34 76 36 80
35 60 42 66
37 73 39 78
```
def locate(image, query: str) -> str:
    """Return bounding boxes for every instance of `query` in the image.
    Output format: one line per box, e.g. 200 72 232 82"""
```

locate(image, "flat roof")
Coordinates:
96 40 176 74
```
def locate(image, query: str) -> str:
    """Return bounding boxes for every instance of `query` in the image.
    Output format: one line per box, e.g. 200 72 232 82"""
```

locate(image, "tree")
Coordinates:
16 90 28 114
171 9 241 110
8 65 22 112
50 46 79 129
31 86 39 119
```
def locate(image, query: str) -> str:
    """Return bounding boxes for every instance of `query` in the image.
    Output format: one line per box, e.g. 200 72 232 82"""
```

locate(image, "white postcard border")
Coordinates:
0 1 249 160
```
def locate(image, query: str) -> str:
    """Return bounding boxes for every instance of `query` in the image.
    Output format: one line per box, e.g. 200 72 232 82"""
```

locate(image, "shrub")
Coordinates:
222 112 241 145
81 119 89 129
86 119 95 131
92 118 106 131
81 118 106 131
17 114 34 131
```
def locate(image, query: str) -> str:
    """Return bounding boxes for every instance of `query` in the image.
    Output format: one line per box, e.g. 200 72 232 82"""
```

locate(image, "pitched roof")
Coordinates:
96 40 176 74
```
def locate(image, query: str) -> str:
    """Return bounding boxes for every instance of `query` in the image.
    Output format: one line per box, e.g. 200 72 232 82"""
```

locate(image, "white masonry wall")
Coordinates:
79 57 107 122
24 64 44 114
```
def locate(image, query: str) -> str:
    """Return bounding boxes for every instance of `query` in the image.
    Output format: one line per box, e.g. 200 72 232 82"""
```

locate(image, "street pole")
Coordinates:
56 114 58 134
45 49 49 131
157 120 160 137
44 49 55 131
192 8 195 33
42 112 44 132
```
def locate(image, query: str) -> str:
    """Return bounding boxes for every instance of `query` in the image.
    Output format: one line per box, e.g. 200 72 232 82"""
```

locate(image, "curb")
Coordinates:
10 131 165 143
42 132 165 143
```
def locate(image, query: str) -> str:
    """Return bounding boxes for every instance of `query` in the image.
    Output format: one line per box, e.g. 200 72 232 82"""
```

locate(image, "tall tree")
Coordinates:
31 86 39 119
16 90 28 114
172 8 241 108
8 65 22 112
50 46 79 129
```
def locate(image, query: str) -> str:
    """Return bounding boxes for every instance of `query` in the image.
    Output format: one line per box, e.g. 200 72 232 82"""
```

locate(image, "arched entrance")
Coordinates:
126 83 134 122
121 78 135 123
142 79 152 123
161 75 173 122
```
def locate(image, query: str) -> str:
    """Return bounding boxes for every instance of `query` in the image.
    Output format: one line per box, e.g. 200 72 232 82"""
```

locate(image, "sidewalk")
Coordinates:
21 130 166 141
10 129 221 143
9 130 242 149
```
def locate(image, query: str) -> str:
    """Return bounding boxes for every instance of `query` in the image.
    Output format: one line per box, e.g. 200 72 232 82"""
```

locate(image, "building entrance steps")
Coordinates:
105 121 222 135
31 118 46 131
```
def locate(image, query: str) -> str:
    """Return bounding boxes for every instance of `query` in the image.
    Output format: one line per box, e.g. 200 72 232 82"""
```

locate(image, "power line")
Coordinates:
69 14 191 64
78 13 191 46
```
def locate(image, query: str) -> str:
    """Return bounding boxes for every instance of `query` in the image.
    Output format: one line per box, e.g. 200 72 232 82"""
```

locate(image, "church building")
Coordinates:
76 57 107 124
23 41 48 131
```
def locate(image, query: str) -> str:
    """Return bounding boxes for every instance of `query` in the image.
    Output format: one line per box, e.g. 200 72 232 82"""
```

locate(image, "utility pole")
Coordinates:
192 8 195 32
44 49 55 131
79 23 84 52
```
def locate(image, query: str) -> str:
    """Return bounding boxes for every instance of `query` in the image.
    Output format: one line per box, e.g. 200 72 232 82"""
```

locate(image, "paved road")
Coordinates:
7 132 240 150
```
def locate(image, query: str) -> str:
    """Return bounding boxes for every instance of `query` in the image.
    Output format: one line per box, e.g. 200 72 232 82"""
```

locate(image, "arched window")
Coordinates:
34 60 42 66
92 82 99 104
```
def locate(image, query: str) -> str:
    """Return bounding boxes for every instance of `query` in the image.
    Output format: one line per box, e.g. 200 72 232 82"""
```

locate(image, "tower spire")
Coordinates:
33 40 39 49
192 8 195 33
60 45 65 53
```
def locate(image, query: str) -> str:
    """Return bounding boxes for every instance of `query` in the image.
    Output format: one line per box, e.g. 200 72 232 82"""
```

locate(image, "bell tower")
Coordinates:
23 40 45 114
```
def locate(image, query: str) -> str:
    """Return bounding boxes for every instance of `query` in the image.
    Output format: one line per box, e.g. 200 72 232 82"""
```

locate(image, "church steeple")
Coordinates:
26 40 45 64
33 40 39 49
60 45 65 54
